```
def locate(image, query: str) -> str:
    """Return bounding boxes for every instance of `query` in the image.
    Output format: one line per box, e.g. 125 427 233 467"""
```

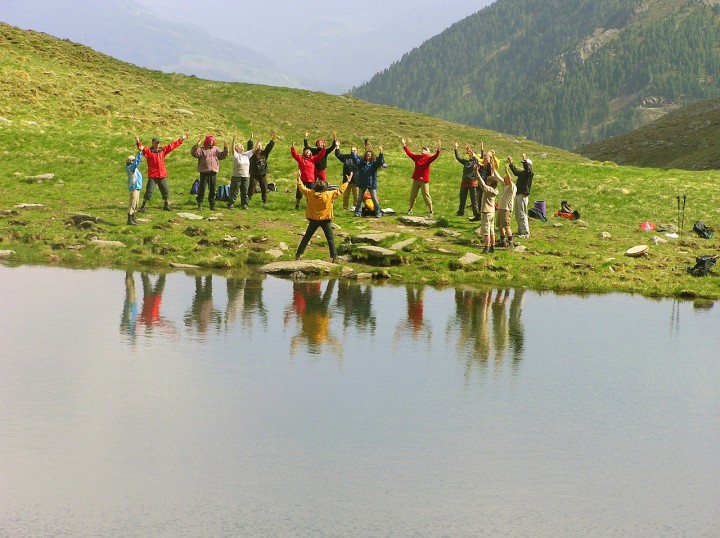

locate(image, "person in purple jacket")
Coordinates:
191 134 228 210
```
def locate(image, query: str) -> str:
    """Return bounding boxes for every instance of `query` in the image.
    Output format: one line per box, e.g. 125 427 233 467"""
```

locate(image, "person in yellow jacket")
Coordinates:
295 171 351 263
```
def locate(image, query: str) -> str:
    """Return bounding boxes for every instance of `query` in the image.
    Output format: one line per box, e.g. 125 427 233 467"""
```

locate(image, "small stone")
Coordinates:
176 212 204 220
600 231 612 240
0 250 16 258
91 239 125 248
458 252 483 265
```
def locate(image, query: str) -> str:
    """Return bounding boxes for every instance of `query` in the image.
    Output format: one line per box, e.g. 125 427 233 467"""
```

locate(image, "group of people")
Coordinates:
124 132 534 261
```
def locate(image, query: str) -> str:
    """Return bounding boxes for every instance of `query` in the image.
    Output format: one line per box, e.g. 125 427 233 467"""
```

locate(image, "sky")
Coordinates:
1 0 495 92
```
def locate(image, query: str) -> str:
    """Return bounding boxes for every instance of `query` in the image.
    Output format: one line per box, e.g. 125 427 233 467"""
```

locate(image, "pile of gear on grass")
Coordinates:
634 194 717 277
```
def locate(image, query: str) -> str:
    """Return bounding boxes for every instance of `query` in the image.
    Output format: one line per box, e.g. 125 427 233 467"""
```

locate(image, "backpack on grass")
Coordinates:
692 221 713 239
216 184 230 202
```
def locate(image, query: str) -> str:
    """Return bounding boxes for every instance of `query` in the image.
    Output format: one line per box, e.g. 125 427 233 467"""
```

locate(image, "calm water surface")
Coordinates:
1 265 718 537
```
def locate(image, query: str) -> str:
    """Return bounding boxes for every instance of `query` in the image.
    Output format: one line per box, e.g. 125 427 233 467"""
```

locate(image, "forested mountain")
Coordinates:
577 96 720 170
350 0 720 150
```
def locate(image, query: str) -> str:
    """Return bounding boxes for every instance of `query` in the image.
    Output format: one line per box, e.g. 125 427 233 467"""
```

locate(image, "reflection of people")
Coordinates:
184 275 222 335
283 280 342 357
491 289 511 370
508 288 525 371
136 133 188 212
224 274 268 333
393 285 432 349
335 279 376 335
120 271 139 342
121 272 177 340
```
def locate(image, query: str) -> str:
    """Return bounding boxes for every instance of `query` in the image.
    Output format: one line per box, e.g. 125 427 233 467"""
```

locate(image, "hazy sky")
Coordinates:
2 0 495 91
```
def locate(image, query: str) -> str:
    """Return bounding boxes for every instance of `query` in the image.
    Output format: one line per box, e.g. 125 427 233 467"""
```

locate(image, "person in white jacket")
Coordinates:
228 135 254 209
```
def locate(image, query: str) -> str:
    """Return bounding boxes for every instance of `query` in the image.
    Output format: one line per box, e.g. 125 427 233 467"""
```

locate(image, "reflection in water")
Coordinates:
224 273 268 334
447 287 525 378
3 264 719 537
120 272 177 344
393 285 432 349
284 279 342 357
335 279 376 337
184 275 222 336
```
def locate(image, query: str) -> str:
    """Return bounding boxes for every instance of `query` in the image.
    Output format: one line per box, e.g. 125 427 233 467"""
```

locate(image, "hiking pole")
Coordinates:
677 195 681 232
681 194 687 237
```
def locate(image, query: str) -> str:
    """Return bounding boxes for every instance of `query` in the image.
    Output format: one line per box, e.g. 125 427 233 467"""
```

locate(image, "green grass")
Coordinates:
1 23 719 299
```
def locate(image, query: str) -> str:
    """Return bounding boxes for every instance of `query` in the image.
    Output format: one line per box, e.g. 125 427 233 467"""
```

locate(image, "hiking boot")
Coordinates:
506 238 515 248
162 201 171 211
331 257 339 264
227 202 234 209
131 213 139 225
139 203 147 213
481 246 489 254
241 204 248 210
209 203 216 211
497 237 506 247
295 203 300 210
456 211 464 216
406 208 413 215
489 245 495 253
468 215 480 222
197 203 202 211
127 213 137 226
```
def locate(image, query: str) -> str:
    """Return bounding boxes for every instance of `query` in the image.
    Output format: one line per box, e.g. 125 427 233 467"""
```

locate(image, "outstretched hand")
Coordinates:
343 172 353 183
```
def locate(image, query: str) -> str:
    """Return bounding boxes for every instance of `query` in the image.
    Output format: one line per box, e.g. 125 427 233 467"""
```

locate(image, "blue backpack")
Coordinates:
216 184 231 201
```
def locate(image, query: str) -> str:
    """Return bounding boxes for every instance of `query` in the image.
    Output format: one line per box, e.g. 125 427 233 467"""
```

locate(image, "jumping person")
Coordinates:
135 133 188 212
402 137 441 216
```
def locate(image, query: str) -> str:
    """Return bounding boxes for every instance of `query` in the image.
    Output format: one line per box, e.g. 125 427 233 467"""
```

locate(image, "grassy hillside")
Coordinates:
1 23 719 299
351 0 720 150
577 96 720 170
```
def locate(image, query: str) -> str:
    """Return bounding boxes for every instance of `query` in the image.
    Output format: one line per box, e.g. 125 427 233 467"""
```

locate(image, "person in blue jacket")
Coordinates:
352 145 384 218
125 148 144 225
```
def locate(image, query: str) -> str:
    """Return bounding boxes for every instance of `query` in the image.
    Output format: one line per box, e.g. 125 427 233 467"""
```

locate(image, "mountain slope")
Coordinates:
351 0 720 149
0 0 305 89
577 96 720 170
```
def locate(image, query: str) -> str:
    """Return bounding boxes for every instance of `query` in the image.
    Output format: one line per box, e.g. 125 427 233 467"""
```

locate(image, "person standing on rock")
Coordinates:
295 171 351 263
135 133 188 212
191 134 229 211
402 137 441 216
508 153 534 238
125 147 144 226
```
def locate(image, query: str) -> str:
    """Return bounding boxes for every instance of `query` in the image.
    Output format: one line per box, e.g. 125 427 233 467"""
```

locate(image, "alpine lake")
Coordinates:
1 263 718 537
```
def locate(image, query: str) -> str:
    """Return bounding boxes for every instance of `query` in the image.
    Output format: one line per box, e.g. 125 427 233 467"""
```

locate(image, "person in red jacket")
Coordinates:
402 137 441 216
291 141 326 209
135 133 188 212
